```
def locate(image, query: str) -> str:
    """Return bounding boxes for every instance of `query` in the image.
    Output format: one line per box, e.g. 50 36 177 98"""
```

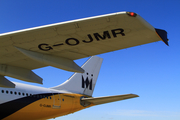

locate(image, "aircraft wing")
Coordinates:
81 94 139 105
0 11 168 86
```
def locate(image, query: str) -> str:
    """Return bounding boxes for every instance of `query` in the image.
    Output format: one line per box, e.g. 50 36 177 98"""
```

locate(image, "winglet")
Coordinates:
155 28 169 46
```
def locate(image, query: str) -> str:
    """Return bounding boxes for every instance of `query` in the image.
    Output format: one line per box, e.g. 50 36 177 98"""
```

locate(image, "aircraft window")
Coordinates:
50 97 52 99
6 90 9 94
18 92 21 95
10 91 13 94
22 93 25 96
1 90 4 93
14 92 17 95
30 94 32 96
26 93 28 96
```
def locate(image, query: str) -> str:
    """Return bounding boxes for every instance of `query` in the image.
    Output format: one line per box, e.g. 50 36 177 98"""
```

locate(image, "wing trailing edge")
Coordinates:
81 94 139 105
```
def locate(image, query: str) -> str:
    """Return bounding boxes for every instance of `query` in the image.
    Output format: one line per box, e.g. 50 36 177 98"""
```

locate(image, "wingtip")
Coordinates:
134 94 139 97
130 94 139 98
155 28 169 46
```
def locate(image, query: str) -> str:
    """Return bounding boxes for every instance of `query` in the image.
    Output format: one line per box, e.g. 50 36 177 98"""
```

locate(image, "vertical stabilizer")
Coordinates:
51 56 103 96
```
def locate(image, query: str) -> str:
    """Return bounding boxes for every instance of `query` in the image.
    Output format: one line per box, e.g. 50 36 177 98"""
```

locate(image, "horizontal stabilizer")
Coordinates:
81 94 139 105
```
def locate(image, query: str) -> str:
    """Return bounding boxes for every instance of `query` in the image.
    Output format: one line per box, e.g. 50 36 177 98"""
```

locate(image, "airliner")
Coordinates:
0 56 139 120
0 11 168 120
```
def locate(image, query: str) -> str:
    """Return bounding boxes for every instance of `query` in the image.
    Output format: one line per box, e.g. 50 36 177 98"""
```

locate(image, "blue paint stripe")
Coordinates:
0 93 59 119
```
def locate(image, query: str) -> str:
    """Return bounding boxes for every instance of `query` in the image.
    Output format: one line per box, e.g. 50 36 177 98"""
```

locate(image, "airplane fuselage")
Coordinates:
0 82 93 120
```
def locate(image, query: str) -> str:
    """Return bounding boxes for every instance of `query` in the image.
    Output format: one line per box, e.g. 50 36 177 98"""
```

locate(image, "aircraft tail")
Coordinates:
51 56 103 96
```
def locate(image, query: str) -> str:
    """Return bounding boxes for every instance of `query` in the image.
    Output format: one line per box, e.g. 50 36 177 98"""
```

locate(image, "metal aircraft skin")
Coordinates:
0 11 168 120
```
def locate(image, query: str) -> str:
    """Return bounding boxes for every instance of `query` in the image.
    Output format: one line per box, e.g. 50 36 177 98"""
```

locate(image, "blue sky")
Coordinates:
0 0 180 120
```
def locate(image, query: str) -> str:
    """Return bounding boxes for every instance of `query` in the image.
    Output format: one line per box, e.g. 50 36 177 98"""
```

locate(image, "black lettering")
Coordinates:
65 38 79 46
111 28 125 37
47 105 51 107
82 76 92 90
38 43 53 51
53 43 64 47
94 31 111 41
82 34 93 43
41 104 51 108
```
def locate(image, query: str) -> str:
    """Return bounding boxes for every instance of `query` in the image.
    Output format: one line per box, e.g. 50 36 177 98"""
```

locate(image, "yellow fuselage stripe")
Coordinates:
3 93 94 120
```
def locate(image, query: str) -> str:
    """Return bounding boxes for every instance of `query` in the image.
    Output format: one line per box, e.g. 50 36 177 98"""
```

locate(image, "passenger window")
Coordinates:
6 90 9 94
22 93 25 96
1 90 4 93
10 91 13 94
14 92 17 95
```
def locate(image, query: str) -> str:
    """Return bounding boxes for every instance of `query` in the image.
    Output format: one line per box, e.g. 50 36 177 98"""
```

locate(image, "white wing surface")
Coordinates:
0 11 168 86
